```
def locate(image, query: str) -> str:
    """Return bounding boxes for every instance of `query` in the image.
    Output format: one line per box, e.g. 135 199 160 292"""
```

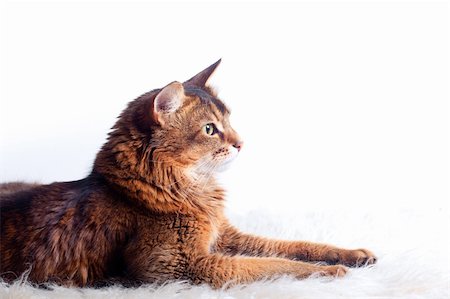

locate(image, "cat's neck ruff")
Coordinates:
94 153 225 217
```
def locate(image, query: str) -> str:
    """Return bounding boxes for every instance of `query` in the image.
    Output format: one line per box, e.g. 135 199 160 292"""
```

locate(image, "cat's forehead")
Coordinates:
184 87 230 118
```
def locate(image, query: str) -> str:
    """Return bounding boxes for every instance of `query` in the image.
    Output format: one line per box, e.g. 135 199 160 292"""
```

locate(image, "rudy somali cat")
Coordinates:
0 60 376 288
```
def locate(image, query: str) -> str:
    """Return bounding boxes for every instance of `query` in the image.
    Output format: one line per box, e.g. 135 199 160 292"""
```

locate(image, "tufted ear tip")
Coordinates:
184 59 222 88
152 81 185 125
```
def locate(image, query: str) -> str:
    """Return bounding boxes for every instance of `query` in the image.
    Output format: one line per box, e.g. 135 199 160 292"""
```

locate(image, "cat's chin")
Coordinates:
186 159 235 180
187 163 231 177
215 159 234 173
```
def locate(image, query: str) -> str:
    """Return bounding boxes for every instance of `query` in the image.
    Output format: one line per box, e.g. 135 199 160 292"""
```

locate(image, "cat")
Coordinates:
0 60 376 288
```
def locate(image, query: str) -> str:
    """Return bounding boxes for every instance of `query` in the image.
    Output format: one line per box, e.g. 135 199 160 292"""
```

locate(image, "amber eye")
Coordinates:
203 123 217 136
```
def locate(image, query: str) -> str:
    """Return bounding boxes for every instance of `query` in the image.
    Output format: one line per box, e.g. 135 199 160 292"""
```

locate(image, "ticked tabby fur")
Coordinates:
0 60 376 288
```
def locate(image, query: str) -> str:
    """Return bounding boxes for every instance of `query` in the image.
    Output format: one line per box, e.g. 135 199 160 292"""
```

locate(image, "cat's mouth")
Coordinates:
189 147 239 177
214 147 239 172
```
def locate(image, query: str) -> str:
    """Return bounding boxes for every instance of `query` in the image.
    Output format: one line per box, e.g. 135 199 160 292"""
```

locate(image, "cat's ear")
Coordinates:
152 81 185 125
184 59 221 88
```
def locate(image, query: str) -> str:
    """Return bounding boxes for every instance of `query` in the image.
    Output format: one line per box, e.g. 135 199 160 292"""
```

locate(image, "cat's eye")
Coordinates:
203 123 217 136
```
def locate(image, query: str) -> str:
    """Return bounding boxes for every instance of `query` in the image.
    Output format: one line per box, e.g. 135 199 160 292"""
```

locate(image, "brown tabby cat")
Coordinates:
0 60 376 288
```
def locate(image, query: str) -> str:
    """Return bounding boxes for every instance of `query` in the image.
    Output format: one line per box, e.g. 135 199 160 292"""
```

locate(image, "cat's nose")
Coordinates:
233 141 244 152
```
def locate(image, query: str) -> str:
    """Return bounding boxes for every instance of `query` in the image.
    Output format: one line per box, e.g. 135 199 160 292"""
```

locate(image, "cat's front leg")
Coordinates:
187 254 348 288
124 236 348 288
217 223 376 267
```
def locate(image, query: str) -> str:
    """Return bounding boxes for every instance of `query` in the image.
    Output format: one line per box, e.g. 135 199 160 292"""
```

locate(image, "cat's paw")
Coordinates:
319 265 348 277
295 264 348 279
325 248 377 267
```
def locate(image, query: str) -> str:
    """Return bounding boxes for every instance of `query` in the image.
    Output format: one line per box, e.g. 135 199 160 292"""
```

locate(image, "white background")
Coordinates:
0 0 448 215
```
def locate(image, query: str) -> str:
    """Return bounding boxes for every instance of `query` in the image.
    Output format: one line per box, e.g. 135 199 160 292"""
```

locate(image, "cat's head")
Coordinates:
99 60 242 185
148 60 243 176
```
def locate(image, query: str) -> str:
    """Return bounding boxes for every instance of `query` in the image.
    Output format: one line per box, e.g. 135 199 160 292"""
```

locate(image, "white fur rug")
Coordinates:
1 209 449 299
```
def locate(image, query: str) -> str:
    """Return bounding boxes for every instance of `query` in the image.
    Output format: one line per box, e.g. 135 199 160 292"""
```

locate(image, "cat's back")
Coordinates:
0 182 40 196
0 176 127 222
0 181 60 229
0 179 88 221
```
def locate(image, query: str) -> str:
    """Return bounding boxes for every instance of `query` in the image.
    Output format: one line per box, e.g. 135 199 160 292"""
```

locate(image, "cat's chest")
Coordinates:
166 214 221 251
